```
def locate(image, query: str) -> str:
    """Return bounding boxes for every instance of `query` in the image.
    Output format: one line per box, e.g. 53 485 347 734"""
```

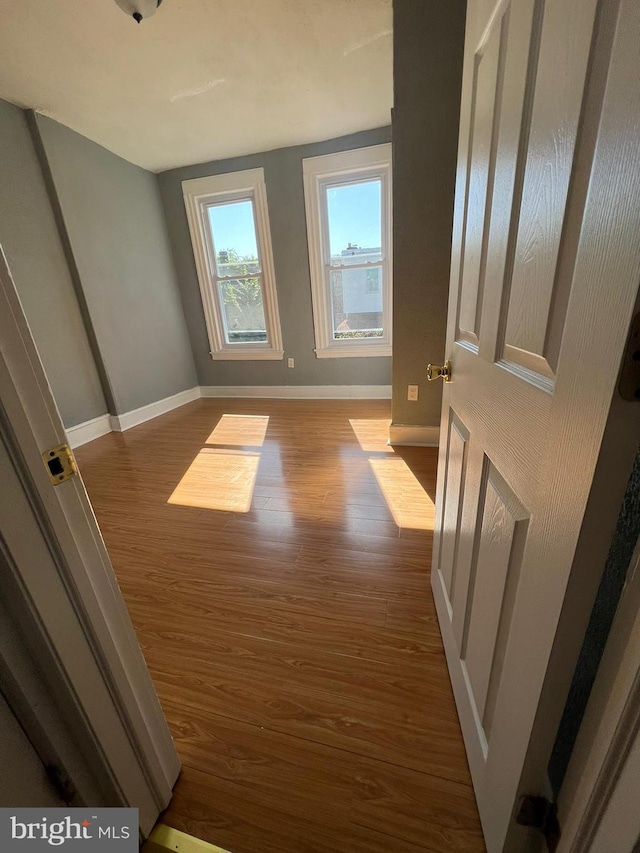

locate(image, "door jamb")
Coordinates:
0 245 179 830
558 540 640 851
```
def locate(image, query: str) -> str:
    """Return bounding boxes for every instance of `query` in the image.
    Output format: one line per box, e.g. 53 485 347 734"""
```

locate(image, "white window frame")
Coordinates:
303 144 393 358
182 168 284 360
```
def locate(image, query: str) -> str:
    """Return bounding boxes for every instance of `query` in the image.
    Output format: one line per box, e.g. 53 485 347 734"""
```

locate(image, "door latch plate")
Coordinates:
42 444 77 485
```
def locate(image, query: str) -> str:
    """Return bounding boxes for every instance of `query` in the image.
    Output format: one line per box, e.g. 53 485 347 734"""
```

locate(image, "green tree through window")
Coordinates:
216 247 262 312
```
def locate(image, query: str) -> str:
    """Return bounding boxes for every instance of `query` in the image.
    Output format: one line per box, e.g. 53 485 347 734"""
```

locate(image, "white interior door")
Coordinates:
431 0 640 850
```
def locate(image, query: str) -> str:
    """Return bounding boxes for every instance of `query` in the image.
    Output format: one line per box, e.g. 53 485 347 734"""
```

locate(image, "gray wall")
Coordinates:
391 0 466 428
0 100 107 427
157 128 392 388
33 115 197 415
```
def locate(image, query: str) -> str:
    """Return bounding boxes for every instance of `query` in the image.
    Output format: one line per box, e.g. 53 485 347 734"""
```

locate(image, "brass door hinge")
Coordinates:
516 795 561 852
42 444 77 485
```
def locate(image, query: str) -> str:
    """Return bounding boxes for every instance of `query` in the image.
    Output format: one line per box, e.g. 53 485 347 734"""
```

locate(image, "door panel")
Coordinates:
442 443 531 760
446 347 547 504
438 413 469 600
432 0 640 850
457 10 505 346
502 0 599 378
463 462 529 742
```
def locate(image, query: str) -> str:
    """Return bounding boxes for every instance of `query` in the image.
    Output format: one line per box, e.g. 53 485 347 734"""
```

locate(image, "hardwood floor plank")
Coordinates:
166 765 466 853
295 543 430 574
111 544 431 602
160 700 485 853
75 399 484 853
101 521 303 563
134 621 454 713
123 595 442 669
122 573 389 627
143 651 470 784
221 516 430 556
386 599 443 633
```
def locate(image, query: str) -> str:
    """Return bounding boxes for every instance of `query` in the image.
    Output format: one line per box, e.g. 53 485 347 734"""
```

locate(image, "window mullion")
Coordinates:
325 261 384 273
216 273 263 283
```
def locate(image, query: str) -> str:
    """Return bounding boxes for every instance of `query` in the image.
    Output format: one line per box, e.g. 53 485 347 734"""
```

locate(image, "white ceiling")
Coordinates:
0 0 393 172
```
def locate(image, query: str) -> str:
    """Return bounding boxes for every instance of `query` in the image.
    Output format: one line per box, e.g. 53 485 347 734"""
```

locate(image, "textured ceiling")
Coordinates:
0 0 393 172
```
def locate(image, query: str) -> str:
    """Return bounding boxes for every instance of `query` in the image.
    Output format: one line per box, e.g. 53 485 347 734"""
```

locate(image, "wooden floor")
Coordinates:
75 399 485 853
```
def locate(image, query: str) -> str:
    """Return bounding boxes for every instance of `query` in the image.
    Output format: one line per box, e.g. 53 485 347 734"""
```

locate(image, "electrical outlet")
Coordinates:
287 357 295 368
407 384 419 401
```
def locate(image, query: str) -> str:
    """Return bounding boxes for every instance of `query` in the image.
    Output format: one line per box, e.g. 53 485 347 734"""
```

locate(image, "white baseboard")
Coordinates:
200 385 392 399
67 386 395 449
389 423 440 447
66 414 113 449
110 387 201 432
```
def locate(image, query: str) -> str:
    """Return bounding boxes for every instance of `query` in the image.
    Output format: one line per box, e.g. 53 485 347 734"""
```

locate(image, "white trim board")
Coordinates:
0 241 179 835
66 414 112 449
302 144 393 359
389 423 440 447
109 387 201 432
66 385 394 449
182 168 284 361
200 385 392 399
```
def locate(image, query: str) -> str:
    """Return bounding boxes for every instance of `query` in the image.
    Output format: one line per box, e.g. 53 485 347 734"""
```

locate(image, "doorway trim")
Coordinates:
558 540 640 852
0 245 179 832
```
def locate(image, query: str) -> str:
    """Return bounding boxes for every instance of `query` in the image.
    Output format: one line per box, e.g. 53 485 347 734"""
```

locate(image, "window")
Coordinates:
303 145 392 358
182 169 283 360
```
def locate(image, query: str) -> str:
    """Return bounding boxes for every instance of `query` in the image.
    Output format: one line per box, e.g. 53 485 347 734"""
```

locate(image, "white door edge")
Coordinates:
0 245 179 831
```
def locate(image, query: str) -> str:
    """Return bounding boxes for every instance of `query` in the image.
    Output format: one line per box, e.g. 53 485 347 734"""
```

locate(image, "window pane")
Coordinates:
208 200 261 277
330 266 383 340
218 279 267 344
326 180 382 264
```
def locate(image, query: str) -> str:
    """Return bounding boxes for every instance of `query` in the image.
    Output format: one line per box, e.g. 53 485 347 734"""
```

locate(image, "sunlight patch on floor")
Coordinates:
168 448 260 512
369 457 435 530
206 414 270 447
349 418 393 453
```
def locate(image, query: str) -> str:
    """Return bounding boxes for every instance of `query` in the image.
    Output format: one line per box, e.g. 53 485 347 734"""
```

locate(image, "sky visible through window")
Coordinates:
327 179 381 257
208 181 382 259
208 200 259 259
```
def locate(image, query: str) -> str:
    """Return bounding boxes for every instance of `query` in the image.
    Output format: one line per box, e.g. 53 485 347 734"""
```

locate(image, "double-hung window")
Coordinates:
303 144 392 358
182 168 283 360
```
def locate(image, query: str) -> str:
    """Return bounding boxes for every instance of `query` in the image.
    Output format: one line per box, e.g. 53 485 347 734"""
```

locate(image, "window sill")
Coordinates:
210 350 284 361
315 345 392 359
